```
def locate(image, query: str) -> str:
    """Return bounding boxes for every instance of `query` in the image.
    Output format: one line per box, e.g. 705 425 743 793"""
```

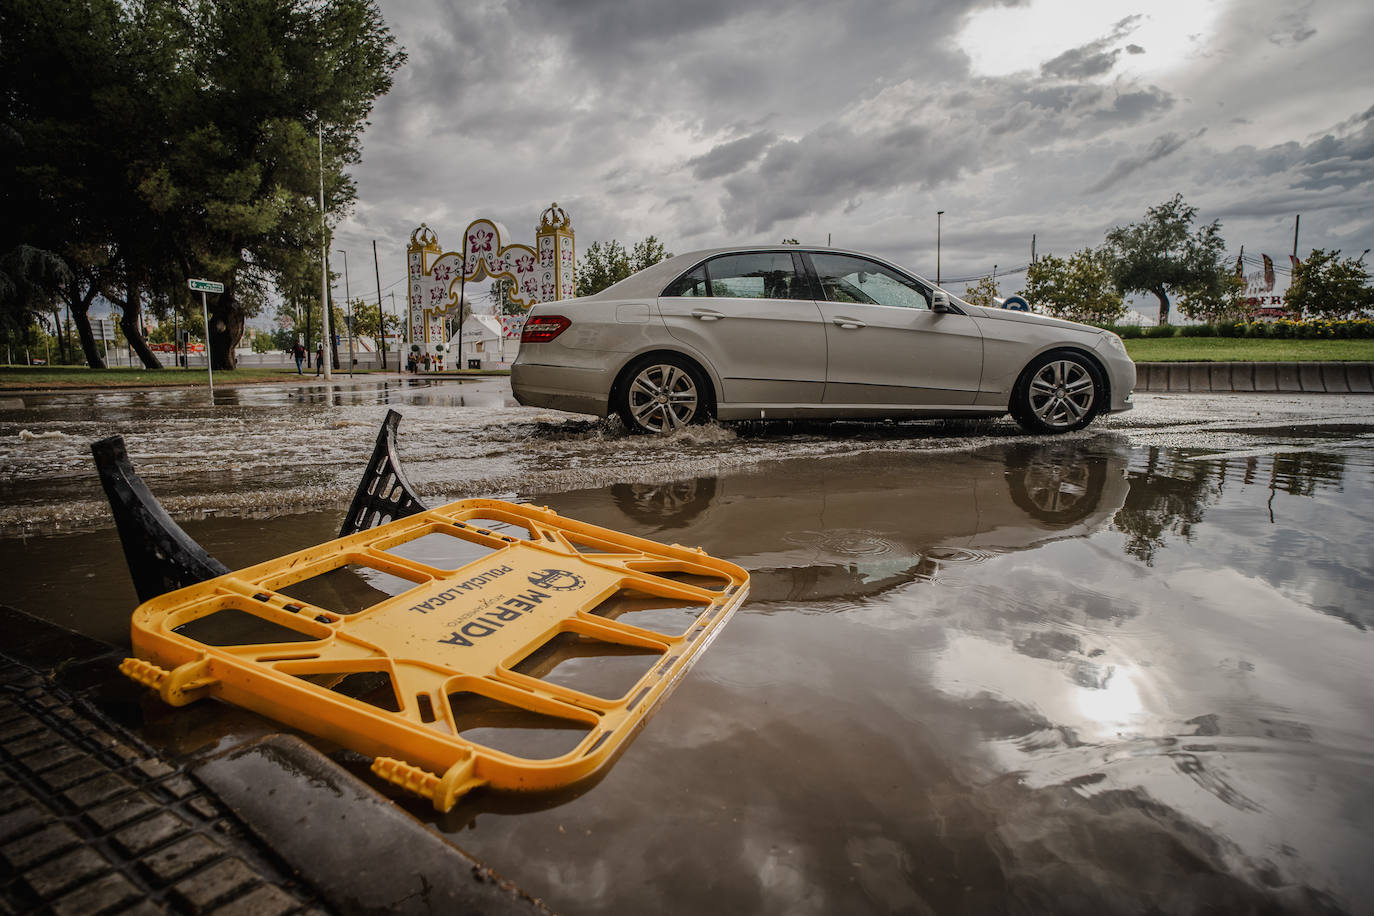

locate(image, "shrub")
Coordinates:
1144 324 1177 338
1243 322 1269 338
1329 319 1374 339
1217 320 1244 338
1116 325 1143 339
1180 323 1214 337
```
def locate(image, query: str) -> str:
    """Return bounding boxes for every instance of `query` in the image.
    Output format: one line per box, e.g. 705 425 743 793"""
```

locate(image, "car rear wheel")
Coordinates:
617 354 712 434
1011 350 1104 434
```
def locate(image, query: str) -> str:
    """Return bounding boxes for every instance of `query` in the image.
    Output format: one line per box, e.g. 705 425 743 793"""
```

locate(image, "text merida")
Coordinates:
437 589 552 647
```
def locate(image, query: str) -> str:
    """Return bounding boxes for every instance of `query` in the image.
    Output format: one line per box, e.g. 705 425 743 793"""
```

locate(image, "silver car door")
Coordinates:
658 251 826 405
807 252 983 406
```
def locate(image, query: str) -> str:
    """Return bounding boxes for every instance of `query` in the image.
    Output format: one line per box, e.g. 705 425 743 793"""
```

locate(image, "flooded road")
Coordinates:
2 378 1372 913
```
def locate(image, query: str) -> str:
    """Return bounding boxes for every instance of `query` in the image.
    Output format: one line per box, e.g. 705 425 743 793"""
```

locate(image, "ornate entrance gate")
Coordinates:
406 203 575 351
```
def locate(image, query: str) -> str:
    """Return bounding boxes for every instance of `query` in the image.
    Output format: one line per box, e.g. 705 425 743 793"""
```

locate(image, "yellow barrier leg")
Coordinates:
372 754 485 812
119 655 217 706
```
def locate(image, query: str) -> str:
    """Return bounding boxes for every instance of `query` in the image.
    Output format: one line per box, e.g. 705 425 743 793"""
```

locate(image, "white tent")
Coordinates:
448 314 517 369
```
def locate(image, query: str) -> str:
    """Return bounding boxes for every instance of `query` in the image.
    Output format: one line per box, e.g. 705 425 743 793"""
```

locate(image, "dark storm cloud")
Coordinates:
1245 108 1374 192
706 68 1181 234
340 0 1374 290
1268 4 1317 46
687 131 778 180
1088 129 1201 192
1095 88 1174 123
720 120 976 233
1041 44 1121 79
1040 14 1142 79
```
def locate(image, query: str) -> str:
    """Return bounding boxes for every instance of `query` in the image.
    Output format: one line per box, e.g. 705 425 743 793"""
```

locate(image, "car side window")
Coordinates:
810 253 930 309
705 253 802 299
662 264 708 297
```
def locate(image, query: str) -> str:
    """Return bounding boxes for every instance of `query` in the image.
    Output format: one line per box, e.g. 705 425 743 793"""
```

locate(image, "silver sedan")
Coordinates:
511 246 1135 434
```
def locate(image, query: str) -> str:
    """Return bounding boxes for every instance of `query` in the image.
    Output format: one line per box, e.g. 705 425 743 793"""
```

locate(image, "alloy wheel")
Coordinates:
1027 359 1096 430
627 363 700 432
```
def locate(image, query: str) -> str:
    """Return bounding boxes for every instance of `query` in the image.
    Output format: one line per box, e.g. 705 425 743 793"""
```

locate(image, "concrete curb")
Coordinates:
1134 362 1374 394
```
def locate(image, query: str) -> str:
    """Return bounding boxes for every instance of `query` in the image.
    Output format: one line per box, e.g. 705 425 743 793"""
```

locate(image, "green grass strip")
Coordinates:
1123 338 1374 363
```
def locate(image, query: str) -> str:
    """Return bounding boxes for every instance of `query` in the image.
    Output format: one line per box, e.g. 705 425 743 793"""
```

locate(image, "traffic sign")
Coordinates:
188 278 224 294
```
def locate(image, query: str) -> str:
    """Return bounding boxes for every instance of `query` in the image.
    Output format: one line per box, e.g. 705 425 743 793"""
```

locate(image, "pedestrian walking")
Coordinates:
315 342 325 376
292 341 305 374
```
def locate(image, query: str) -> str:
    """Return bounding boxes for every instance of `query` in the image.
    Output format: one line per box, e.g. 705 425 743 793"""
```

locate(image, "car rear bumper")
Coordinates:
511 362 611 416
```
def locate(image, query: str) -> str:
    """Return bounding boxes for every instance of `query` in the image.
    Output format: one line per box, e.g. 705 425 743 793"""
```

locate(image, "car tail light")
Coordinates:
521 315 571 343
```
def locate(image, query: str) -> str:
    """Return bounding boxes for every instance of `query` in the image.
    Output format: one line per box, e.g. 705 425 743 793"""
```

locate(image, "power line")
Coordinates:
942 263 1031 285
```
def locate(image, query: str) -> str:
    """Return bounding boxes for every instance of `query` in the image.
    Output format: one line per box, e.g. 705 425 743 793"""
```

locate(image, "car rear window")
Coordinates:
662 264 708 297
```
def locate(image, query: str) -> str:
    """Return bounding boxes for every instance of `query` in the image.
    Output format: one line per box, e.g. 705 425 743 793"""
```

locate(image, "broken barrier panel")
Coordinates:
120 498 749 811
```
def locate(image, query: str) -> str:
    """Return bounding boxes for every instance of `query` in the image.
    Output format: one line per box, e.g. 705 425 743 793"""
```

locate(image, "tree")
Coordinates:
1104 194 1232 325
0 0 405 372
250 330 277 353
0 0 123 368
1285 249 1374 319
157 0 406 369
576 236 672 297
962 275 1001 308
0 247 69 355
1021 249 1126 324
1177 272 1247 324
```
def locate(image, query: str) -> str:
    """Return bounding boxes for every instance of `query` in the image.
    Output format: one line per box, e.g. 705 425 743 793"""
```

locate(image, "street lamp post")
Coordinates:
318 124 331 381
936 210 945 287
337 249 354 378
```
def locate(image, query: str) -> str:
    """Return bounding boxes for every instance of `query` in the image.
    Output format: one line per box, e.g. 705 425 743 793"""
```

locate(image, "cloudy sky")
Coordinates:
330 0 1374 307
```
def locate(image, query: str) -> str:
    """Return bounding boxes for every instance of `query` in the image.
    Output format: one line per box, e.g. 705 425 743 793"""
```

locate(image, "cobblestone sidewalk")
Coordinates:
0 654 327 915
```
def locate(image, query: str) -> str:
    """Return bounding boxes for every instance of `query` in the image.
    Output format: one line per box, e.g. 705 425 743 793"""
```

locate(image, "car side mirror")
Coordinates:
931 289 952 313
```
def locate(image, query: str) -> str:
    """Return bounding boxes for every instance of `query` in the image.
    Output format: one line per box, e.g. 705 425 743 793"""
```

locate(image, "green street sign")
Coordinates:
188 278 224 294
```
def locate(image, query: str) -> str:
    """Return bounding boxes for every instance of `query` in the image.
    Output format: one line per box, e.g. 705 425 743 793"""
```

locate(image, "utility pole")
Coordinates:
337 249 354 377
1292 214 1301 259
373 240 386 371
1031 233 1036 264
389 292 401 376
318 123 332 381
496 280 508 365
936 210 945 286
457 232 467 372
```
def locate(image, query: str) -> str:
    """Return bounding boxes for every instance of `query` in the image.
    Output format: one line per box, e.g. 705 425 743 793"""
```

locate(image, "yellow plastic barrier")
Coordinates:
122 498 749 810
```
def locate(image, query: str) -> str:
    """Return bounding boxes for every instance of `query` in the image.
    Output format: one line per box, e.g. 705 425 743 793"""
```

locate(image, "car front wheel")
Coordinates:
617 355 712 433
1011 350 1104 434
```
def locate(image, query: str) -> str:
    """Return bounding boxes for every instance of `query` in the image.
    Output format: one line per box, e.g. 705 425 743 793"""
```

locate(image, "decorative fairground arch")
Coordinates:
406 202 575 350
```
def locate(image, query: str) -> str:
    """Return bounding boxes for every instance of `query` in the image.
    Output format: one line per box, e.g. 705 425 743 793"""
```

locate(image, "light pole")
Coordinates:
318 124 332 381
337 249 354 377
936 210 945 286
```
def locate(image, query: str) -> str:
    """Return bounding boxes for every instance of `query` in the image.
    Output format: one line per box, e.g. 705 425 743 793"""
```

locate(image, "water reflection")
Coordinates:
1113 444 1370 630
544 439 1132 608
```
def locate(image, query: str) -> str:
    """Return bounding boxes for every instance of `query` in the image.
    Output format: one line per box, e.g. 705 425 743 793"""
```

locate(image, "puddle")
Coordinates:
1 381 1372 912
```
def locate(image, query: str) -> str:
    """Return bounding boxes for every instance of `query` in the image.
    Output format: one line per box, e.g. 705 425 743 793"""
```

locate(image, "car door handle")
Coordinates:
691 309 725 321
832 317 866 329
